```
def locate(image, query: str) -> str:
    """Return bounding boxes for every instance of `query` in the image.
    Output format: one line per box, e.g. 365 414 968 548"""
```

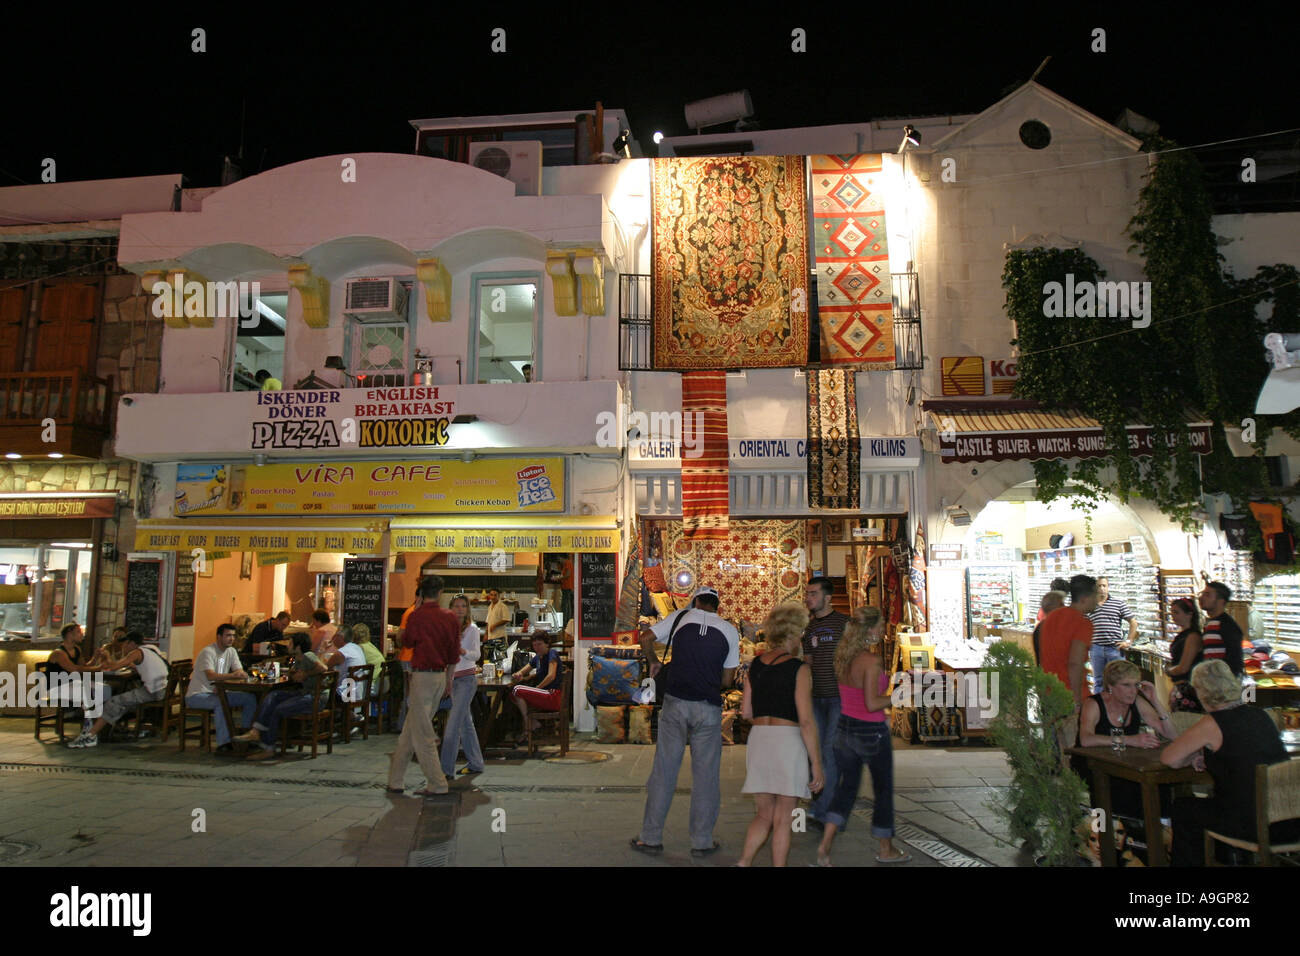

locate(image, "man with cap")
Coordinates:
630 586 739 857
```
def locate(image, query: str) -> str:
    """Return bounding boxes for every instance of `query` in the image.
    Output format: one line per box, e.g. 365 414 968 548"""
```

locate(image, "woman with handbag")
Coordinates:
736 603 823 867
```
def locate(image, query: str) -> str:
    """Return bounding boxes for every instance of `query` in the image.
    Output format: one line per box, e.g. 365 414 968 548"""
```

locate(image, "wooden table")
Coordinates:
475 678 519 753
1067 745 1210 866
215 679 299 750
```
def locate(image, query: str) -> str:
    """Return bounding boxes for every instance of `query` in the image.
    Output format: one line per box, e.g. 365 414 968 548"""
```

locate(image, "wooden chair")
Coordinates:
282 670 338 758
1205 760 1300 866
369 660 399 733
176 666 215 752
336 664 374 743
524 668 571 758
134 662 187 741
34 662 80 741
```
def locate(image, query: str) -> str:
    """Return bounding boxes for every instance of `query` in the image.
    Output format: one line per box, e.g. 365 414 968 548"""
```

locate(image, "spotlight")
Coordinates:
899 125 921 151
652 131 664 145
612 129 631 157
452 414 479 425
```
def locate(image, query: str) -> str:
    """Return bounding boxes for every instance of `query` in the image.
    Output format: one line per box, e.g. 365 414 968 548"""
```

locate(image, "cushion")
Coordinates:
627 705 654 744
643 565 668 592
586 655 642 706
595 705 626 743
597 645 642 660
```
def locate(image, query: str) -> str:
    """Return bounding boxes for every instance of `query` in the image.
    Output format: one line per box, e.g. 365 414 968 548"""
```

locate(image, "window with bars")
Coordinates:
350 322 410 387
892 271 923 371
619 274 652 370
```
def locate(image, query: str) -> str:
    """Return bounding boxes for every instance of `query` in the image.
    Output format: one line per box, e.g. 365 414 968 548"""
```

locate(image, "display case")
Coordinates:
1207 550 1253 601
1158 569 1197 645
965 565 1018 636
1256 574 1300 647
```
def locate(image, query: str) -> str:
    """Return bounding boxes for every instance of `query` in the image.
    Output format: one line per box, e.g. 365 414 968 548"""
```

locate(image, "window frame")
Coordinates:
469 272 542 384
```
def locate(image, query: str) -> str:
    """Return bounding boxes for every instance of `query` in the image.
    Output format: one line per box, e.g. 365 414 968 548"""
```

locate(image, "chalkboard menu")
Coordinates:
342 558 386 645
125 559 163 639
579 552 617 639
172 560 195 627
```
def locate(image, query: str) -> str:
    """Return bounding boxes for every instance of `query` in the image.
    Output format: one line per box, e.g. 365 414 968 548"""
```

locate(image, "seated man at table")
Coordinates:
186 624 258 752
69 632 168 749
243 611 290 655
322 624 368 705
88 626 127 668
236 632 326 760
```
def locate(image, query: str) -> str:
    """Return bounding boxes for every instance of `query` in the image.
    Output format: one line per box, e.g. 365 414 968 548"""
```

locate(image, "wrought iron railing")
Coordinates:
892 271 923 371
0 370 112 429
619 274 653 370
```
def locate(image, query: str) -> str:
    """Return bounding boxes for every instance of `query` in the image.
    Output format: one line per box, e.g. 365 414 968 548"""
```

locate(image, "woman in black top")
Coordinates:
1164 599 1205 712
1164 659 1299 864
737 603 824 867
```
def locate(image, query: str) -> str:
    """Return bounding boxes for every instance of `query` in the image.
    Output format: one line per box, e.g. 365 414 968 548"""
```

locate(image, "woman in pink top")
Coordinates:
815 606 910 866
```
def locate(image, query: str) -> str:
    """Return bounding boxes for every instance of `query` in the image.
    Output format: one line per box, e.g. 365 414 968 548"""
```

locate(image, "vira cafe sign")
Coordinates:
249 387 456 451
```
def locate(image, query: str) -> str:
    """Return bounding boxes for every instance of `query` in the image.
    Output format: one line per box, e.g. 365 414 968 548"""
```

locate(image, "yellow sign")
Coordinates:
135 522 386 554
391 527 619 553
179 458 565 516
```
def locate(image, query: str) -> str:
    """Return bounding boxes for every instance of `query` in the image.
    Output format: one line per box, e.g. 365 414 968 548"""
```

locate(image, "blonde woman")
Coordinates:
440 595 485 777
737 603 823 867
815 606 909 866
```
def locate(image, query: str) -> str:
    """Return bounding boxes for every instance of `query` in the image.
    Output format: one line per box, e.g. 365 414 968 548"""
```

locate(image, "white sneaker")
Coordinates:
68 732 98 749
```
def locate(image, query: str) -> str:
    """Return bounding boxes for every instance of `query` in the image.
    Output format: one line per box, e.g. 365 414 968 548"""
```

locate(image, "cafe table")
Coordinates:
474 676 519 753
1066 744 1210 866
215 678 299 751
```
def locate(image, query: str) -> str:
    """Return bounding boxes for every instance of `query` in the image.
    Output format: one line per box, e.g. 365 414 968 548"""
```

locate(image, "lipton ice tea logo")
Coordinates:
516 465 556 508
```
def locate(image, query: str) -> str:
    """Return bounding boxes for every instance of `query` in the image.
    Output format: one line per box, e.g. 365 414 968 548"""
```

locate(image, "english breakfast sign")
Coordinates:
250 386 456 451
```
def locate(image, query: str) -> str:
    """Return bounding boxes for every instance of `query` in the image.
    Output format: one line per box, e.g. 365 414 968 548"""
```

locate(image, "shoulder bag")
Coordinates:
654 609 690 706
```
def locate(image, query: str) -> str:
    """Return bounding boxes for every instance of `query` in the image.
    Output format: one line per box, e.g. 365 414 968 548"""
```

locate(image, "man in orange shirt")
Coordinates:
395 594 422 732
1037 574 1100 709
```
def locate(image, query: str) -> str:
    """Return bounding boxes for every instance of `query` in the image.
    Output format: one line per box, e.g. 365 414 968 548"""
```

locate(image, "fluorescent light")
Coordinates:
50 542 91 549
47 453 64 459
4 454 19 459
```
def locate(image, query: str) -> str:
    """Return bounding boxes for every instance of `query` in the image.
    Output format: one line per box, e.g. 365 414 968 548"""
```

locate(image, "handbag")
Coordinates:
654 609 690 706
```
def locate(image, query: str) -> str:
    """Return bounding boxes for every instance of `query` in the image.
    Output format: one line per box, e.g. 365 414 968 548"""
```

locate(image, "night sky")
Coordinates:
1 8 1294 188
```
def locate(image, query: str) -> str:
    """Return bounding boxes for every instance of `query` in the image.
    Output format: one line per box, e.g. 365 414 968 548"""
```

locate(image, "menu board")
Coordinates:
579 552 617 640
342 558 386 645
125 559 163 639
172 560 196 627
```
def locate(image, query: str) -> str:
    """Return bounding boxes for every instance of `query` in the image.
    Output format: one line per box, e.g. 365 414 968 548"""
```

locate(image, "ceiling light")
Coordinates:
47 453 64 459
652 131 664 144
4 454 19 460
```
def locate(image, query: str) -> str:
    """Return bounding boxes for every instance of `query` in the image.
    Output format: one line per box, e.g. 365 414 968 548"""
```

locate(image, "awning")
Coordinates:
390 515 619 553
923 401 1213 463
134 518 388 553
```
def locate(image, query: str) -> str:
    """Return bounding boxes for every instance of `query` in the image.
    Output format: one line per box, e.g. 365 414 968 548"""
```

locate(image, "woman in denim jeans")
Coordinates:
440 595 486 777
815 606 910 866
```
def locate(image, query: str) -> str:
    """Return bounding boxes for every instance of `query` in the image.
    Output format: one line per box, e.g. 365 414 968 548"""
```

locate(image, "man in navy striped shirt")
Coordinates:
1086 577 1136 693
1198 581 1245 677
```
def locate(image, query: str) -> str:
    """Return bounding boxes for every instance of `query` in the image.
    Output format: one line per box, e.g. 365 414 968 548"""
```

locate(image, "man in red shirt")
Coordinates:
387 575 461 796
1037 574 1099 709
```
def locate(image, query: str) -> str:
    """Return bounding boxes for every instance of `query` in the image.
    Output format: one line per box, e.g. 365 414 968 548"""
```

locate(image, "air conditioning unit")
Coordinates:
343 277 409 323
467 140 542 196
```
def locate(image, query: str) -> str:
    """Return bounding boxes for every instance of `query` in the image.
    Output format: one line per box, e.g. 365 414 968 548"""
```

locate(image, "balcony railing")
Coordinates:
892 271 924 371
0 370 113 429
619 274 653 370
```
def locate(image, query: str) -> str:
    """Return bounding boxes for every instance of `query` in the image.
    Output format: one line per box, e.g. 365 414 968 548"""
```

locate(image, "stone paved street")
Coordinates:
0 718 1022 867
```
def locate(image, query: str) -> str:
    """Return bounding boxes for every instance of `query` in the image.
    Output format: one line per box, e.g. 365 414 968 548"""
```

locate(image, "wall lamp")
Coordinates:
899 125 921 151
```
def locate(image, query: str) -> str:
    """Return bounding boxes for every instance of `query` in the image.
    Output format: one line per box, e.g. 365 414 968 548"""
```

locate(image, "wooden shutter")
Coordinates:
0 286 27 374
34 280 99 372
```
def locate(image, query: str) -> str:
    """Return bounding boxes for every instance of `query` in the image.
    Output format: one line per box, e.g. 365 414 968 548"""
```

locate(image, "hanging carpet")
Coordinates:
681 370 729 539
807 368 860 509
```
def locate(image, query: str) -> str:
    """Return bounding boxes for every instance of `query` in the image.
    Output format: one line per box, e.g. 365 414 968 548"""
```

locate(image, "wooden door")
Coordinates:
0 285 27 374
34 280 99 372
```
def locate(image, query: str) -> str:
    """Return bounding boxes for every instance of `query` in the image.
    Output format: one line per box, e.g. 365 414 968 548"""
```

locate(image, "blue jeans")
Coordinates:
1090 644 1124 693
440 673 486 775
252 689 312 747
809 696 841 820
185 692 256 746
639 695 722 850
824 716 894 838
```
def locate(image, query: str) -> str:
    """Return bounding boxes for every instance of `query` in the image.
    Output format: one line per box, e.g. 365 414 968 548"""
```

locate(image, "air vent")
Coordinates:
343 278 409 323
467 140 542 196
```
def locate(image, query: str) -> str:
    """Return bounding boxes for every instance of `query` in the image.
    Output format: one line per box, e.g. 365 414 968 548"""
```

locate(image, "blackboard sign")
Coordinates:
125 559 163 639
579 552 617 639
342 558 386 646
172 560 195 627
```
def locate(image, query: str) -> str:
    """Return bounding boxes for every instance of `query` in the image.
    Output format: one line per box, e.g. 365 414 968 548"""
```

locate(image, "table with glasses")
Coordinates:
1066 744 1210 866
215 677 299 751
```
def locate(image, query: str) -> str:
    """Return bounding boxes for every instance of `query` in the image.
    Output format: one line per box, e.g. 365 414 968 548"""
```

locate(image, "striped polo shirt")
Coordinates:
1201 613 1245 676
1087 596 1133 647
801 610 849 699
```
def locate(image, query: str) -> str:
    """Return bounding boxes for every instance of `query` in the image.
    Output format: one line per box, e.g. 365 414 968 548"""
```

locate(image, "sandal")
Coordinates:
875 852 911 864
629 838 663 855
690 840 722 858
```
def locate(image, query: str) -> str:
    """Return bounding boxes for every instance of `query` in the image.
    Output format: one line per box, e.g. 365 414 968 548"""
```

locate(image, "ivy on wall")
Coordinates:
1005 134 1300 536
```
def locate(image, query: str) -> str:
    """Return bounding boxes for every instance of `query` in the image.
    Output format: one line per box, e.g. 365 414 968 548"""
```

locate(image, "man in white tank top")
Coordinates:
69 631 169 748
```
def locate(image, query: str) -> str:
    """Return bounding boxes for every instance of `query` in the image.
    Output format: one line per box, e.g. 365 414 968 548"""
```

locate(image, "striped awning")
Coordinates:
923 401 1213 463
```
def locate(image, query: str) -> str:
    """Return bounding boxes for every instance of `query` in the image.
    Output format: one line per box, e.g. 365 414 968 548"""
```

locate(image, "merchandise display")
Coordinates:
1255 574 1300 648
1206 550 1253 601
965 564 1021 633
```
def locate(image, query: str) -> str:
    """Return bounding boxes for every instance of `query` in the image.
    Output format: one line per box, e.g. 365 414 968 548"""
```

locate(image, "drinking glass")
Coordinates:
1110 728 1126 752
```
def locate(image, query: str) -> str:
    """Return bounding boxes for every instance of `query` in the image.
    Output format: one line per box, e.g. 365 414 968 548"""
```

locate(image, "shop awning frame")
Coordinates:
922 400 1213 464
134 517 389 553
389 515 619 553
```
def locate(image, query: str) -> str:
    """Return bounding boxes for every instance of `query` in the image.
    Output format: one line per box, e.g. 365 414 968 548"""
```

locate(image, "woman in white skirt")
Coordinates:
736 603 824 866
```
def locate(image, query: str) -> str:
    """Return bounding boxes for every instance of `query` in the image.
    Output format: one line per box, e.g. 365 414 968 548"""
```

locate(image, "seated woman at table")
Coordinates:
351 623 386 692
1076 659 1177 818
1162 659 1300 865
88 627 127 668
236 633 326 761
310 609 338 658
1163 599 1205 713
510 631 563 745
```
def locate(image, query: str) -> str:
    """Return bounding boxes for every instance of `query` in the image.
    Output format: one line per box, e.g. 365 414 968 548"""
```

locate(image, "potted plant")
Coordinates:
983 640 1089 865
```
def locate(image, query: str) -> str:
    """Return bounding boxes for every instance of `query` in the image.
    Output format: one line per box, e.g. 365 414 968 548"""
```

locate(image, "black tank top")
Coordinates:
48 644 81 675
1089 693 1140 735
1208 706 1291 838
749 656 803 722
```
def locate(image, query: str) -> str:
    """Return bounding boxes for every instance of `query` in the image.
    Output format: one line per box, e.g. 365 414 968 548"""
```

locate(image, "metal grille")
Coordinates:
0 762 380 788
354 323 408 386
619 274 652 370
892 271 923 370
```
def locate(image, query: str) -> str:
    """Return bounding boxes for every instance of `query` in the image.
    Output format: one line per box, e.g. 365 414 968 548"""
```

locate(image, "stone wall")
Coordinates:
98 273 162 395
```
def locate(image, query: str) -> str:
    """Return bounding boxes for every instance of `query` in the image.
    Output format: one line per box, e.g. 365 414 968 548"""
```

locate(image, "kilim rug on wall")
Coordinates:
614 522 643 632
807 369 860 509
656 519 807 626
651 156 809 369
810 154 894 368
681 370 729 540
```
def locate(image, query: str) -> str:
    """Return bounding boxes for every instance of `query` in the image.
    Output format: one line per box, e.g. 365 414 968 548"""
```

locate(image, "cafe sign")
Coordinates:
134 524 386 553
249 385 456 451
391 527 619 553
175 457 564 516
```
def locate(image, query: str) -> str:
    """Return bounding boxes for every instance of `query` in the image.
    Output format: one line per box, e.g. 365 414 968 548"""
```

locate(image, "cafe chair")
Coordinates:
135 662 188 742
177 666 215 752
34 661 80 741
282 670 339 759
369 660 398 734
524 669 571 758
1204 760 1300 866
336 664 374 743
